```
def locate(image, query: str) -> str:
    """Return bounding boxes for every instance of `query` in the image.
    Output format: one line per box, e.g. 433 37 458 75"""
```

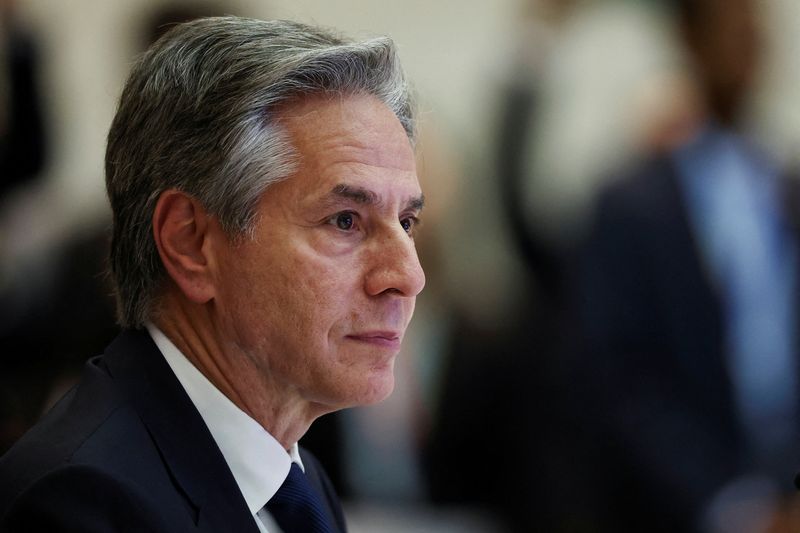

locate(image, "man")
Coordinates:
0 16 425 532
569 0 800 531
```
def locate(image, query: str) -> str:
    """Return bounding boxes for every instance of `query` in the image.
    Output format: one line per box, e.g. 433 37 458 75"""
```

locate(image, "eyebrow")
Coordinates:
330 184 425 212
332 184 378 205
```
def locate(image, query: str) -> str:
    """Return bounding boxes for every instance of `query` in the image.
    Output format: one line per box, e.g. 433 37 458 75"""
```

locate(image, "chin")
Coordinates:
366 376 396 405
344 371 396 408
313 355 398 409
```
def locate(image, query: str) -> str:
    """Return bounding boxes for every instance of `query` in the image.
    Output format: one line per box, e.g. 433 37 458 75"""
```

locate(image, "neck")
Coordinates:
152 292 323 449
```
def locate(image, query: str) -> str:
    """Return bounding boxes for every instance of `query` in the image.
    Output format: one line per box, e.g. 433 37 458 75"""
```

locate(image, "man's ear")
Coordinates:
152 189 218 304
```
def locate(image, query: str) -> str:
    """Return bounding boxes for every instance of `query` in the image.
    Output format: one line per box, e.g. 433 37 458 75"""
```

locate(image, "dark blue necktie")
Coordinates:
266 463 335 533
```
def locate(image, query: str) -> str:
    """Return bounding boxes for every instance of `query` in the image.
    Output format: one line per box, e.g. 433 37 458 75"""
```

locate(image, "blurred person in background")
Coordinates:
0 0 55 454
0 16 424 532
570 0 800 530
0 0 46 197
0 2 228 457
425 1 673 530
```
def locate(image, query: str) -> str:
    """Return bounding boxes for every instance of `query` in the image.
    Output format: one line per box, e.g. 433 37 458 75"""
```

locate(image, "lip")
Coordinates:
345 331 402 349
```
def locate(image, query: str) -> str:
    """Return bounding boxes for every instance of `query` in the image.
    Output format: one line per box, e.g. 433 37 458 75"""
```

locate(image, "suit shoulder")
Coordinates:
1 463 172 532
0 355 176 513
0 357 125 491
1 409 200 531
598 155 678 212
588 155 684 238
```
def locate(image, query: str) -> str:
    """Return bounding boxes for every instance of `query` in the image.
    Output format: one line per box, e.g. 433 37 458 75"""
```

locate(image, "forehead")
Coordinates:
276 92 417 178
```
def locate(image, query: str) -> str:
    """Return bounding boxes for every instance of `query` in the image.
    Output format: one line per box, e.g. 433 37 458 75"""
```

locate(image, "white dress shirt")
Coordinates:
146 324 302 533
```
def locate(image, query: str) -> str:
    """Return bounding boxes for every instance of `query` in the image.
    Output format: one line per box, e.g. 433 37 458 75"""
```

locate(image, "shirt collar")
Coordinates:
145 323 303 516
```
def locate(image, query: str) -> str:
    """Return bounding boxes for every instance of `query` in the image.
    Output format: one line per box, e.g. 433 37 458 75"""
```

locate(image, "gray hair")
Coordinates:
106 17 416 328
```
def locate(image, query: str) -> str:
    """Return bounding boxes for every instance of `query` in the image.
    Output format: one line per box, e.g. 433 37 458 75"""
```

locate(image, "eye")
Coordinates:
400 216 419 235
329 211 356 231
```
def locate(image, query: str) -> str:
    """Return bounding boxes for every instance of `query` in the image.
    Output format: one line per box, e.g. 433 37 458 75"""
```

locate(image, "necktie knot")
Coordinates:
266 463 334 533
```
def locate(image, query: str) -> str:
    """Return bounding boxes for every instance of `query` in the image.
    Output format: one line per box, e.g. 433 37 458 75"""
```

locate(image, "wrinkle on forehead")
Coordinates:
260 93 422 221
276 93 415 173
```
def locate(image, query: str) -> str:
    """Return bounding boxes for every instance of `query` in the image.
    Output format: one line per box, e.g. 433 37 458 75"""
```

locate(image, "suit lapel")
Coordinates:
645 158 733 410
103 330 259 533
778 174 800 426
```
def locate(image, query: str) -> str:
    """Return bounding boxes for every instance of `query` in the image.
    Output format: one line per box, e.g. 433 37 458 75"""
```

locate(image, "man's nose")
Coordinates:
364 227 426 298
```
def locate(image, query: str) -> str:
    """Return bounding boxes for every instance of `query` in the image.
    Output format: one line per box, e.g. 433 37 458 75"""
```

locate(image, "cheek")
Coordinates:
259 249 360 343
283 254 341 313
219 235 369 361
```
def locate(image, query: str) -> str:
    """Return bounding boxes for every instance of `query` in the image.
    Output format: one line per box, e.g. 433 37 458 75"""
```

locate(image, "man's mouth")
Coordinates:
345 331 402 349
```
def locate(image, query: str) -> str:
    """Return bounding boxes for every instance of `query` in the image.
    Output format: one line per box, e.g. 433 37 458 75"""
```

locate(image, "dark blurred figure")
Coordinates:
0 229 118 454
569 0 800 531
0 0 46 197
0 0 53 453
425 2 586 531
0 2 240 457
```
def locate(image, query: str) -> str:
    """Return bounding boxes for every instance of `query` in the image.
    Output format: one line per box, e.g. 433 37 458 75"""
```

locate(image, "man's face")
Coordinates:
212 93 425 412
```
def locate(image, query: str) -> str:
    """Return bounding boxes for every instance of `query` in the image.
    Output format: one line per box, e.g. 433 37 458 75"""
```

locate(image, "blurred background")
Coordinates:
4 0 800 531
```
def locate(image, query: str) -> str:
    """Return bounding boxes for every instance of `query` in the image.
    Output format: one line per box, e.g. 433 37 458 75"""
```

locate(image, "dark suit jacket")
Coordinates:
0 329 347 532
569 153 800 530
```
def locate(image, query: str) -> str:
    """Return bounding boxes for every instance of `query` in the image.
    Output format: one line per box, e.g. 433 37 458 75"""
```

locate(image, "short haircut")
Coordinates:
105 17 416 328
